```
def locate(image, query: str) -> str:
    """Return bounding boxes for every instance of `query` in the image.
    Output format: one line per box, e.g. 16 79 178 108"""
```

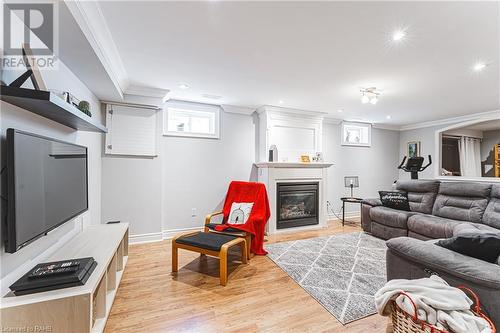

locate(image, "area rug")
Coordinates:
265 232 387 324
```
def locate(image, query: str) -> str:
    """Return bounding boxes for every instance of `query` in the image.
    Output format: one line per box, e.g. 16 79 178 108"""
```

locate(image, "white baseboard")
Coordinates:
128 232 163 244
161 227 203 240
328 211 360 220
129 227 203 245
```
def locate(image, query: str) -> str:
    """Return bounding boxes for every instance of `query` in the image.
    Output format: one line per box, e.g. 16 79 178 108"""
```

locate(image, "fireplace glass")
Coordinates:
276 182 319 229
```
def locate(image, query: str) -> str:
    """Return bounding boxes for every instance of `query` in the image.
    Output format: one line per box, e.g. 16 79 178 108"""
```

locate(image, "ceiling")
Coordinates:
96 1 500 126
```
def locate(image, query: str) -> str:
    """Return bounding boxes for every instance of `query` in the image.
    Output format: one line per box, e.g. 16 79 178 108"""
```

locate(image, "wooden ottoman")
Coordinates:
172 231 248 286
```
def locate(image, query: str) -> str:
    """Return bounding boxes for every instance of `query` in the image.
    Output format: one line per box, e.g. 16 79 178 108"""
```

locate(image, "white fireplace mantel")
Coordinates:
254 162 333 168
255 162 333 235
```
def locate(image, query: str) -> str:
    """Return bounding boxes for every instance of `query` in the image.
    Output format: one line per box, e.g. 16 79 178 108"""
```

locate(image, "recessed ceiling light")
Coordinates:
473 63 487 71
392 30 406 41
337 109 344 113
278 100 284 104
178 84 189 89
386 115 392 120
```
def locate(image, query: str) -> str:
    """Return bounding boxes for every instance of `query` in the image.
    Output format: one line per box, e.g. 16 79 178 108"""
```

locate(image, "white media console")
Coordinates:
0 223 129 333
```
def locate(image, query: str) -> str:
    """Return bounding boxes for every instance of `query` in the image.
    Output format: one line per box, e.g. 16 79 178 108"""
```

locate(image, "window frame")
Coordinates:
163 101 221 139
340 121 372 147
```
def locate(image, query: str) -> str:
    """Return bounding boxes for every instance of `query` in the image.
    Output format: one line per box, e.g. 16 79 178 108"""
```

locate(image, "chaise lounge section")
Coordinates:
363 181 500 325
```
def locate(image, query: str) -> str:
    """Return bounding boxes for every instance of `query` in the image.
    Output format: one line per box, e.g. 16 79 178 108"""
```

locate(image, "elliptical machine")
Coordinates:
398 155 432 179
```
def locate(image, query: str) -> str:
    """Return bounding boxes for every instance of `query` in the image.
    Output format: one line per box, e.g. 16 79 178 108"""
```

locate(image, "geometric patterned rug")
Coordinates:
265 232 387 324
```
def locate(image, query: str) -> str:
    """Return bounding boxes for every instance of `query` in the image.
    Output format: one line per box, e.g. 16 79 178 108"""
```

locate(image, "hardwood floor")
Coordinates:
104 220 390 333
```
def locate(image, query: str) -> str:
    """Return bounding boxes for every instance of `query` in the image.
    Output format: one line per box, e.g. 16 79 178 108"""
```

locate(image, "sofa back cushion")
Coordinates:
396 180 440 214
483 185 500 229
432 182 491 223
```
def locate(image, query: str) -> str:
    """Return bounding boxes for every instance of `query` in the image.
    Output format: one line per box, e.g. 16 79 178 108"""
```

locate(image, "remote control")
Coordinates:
28 260 81 279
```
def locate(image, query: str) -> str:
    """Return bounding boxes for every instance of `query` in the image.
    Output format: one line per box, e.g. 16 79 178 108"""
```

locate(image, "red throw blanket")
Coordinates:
214 181 270 255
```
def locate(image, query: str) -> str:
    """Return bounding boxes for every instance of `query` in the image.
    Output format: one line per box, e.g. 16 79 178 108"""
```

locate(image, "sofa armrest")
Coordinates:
362 198 382 207
386 237 500 289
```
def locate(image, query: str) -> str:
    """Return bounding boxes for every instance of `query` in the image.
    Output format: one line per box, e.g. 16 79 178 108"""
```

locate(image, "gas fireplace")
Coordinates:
276 182 319 229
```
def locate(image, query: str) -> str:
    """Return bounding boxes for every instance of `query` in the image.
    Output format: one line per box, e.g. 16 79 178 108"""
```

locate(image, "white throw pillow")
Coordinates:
228 202 254 225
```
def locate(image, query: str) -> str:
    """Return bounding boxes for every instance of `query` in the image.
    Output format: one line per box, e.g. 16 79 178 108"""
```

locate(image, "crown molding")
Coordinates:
221 105 257 115
124 85 170 99
257 105 327 119
400 109 500 131
64 0 128 97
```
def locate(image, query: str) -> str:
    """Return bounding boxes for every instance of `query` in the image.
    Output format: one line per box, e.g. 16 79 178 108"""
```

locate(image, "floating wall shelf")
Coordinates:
0 85 107 133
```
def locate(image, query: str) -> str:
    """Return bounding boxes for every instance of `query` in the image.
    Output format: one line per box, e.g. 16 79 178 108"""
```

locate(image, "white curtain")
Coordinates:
458 136 481 177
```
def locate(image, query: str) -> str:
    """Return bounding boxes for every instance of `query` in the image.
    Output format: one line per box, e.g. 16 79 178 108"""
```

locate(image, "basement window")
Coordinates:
163 101 221 139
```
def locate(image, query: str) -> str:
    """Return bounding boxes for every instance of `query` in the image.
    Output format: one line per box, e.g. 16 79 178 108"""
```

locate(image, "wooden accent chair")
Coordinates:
172 231 247 286
204 212 252 261
203 181 270 260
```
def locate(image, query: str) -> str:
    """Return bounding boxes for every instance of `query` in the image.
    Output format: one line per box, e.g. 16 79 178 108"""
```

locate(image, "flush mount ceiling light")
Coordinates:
360 87 380 105
392 30 406 41
178 83 190 89
473 62 487 71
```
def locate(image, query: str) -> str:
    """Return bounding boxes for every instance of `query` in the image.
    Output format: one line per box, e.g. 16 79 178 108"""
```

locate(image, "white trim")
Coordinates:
436 176 500 183
401 109 500 131
222 105 256 115
124 85 170 99
64 0 128 96
128 232 163 244
327 212 361 220
161 227 204 240
163 105 221 139
434 113 500 179
128 227 204 245
341 121 372 147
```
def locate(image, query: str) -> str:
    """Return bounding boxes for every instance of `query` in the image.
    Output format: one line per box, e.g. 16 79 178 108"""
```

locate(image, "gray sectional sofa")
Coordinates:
362 180 500 326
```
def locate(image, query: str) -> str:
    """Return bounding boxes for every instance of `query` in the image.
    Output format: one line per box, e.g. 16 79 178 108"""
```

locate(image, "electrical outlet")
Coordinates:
191 208 197 217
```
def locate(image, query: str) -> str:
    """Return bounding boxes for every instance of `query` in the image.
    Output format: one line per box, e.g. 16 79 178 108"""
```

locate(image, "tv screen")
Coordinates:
6 129 88 253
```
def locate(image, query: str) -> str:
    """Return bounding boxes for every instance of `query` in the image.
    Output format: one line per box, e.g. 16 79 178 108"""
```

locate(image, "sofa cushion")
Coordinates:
370 206 418 229
483 185 500 229
438 232 500 263
396 180 440 214
379 191 411 211
432 182 491 223
453 223 500 237
386 237 500 289
407 214 465 239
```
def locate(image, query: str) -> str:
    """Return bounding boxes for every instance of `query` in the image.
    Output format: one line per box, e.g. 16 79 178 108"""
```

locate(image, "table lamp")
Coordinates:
344 176 359 198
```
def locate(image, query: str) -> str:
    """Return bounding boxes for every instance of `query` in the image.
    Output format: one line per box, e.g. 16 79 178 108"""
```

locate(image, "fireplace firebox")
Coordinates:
276 182 319 229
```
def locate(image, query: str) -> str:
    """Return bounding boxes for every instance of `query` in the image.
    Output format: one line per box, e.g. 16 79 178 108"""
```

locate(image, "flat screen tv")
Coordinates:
5 129 88 253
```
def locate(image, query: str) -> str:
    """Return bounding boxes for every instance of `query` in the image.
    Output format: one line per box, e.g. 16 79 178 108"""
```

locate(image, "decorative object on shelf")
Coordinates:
407 141 421 158
341 121 372 147
312 152 323 162
78 100 92 117
344 176 359 198
268 144 278 162
300 155 311 163
63 91 81 108
8 44 47 91
360 87 380 105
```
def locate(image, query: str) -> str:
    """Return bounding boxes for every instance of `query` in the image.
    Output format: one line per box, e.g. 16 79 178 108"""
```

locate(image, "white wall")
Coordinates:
399 126 441 179
0 62 103 285
101 110 256 239
323 124 400 215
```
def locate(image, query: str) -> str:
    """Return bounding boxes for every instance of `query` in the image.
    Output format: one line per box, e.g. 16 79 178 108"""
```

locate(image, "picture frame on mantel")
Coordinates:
341 121 372 147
